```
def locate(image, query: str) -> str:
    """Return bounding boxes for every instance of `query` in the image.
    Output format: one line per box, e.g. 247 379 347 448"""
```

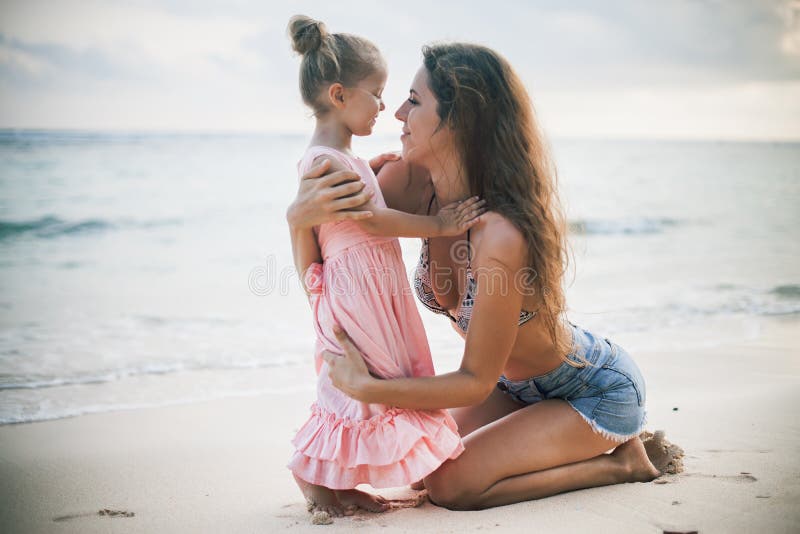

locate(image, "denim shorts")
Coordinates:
497 323 647 442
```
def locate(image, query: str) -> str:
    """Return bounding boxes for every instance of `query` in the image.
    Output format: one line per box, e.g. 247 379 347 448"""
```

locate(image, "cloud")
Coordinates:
0 0 266 85
0 33 161 89
451 0 800 88
536 80 800 140
0 0 797 138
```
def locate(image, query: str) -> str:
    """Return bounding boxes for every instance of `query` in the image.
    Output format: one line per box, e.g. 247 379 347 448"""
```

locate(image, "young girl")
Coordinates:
286 16 486 517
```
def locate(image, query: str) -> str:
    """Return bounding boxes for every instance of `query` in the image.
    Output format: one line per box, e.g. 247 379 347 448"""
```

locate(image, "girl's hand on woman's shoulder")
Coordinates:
436 196 487 237
286 159 375 229
368 151 401 174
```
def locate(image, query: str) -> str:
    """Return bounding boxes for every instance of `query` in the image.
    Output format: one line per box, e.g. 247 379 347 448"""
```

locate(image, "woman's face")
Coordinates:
394 66 451 166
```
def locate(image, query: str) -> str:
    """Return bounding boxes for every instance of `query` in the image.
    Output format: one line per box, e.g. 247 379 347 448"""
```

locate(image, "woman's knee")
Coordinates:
424 470 484 511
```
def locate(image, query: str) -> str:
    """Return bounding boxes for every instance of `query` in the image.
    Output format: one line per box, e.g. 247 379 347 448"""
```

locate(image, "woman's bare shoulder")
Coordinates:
472 212 527 269
376 159 432 213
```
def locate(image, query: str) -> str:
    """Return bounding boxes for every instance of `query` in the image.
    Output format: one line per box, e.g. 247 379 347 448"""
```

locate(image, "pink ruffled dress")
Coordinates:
288 146 464 490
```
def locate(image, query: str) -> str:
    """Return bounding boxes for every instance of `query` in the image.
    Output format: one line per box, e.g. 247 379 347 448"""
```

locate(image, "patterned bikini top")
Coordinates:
413 195 537 334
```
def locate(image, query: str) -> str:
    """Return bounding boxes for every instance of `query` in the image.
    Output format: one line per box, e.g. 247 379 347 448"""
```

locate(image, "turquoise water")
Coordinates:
1 131 798 423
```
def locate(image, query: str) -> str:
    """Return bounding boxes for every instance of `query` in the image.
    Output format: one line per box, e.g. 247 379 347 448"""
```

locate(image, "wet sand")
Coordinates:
1 316 798 533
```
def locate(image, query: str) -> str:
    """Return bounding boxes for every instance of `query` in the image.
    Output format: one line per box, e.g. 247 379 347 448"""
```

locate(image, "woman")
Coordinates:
286 43 682 510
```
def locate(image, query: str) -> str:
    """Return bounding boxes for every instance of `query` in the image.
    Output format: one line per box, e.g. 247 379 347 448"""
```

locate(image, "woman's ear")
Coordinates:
328 83 346 110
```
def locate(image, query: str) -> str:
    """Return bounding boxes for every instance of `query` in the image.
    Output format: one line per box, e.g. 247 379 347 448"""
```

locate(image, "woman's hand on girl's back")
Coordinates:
322 325 376 402
286 159 375 229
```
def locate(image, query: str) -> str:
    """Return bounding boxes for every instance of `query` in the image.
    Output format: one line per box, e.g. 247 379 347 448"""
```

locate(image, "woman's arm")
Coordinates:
324 216 528 410
326 331 494 408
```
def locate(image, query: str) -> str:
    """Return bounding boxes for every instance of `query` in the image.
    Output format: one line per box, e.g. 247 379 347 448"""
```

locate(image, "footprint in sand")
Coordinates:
53 509 135 522
53 513 96 523
684 473 758 482
640 430 685 475
304 491 427 525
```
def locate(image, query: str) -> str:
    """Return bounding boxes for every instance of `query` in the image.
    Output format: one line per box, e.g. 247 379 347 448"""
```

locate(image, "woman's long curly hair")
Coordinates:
423 43 574 360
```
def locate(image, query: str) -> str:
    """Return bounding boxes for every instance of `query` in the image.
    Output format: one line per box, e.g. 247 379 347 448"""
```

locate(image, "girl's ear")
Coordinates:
328 83 346 110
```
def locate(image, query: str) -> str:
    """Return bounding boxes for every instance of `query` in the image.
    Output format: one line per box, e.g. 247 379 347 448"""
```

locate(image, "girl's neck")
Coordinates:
310 115 353 154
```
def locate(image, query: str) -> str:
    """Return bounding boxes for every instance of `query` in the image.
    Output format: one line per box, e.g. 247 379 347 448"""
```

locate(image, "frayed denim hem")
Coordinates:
565 400 648 443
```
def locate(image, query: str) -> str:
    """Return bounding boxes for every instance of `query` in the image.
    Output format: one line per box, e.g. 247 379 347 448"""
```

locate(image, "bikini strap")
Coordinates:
427 193 472 268
426 192 436 215
466 228 472 269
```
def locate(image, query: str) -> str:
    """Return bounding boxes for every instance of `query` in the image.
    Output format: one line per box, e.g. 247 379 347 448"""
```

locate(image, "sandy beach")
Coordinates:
1 0 799 532
1 315 799 534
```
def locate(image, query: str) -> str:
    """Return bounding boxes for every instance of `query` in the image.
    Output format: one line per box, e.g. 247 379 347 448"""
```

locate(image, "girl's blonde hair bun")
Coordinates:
288 15 329 55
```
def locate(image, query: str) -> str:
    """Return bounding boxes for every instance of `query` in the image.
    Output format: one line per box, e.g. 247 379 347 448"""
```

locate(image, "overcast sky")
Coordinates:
1 0 799 140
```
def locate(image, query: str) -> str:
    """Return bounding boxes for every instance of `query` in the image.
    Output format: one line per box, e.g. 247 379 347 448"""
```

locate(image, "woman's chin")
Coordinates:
399 137 411 159
400 143 418 162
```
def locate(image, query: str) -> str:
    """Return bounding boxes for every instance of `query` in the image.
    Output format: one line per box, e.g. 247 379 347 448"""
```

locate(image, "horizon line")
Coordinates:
1 127 798 145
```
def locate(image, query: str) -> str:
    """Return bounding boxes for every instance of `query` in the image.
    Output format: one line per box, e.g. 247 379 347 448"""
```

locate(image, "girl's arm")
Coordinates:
323 215 528 410
359 198 486 238
316 156 486 239
288 225 321 295
286 159 374 291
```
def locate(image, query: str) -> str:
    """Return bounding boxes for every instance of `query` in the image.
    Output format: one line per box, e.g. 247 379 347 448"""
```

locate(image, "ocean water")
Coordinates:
0 130 798 424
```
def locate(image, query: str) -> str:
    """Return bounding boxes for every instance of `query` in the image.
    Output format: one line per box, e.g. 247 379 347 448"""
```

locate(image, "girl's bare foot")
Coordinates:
410 480 425 490
640 430 685 475
293 474 348 517
335 488 390 513
611 436 661 482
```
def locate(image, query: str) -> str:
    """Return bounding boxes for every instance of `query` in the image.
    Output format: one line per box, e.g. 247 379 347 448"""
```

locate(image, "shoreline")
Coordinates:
1 315 799 533
1 311 790 427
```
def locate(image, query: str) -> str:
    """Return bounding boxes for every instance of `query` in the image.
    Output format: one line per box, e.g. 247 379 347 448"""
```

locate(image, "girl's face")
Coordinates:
394 66 452 166
343 69 387 136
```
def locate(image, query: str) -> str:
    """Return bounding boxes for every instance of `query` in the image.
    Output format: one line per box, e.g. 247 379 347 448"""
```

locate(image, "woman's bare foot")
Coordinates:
335 489 390 513
611 436 661 482
293 474 348 517
410 480 425 491
640 430 685 475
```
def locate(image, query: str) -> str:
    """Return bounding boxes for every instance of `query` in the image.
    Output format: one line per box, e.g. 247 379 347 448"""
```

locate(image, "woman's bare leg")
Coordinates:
411 388 522 490
450 386 524 437
424 399 663 510
473 436 657 508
